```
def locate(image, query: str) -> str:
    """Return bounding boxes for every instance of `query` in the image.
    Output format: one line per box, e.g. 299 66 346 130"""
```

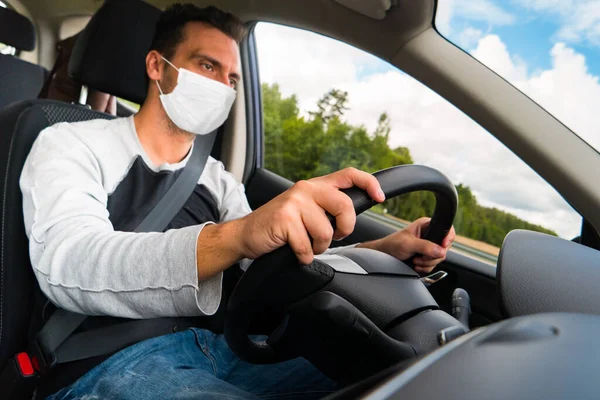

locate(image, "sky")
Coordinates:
254 0 600 239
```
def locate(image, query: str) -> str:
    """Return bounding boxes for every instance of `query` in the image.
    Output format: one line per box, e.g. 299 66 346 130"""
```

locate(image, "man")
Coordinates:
20 4 455 399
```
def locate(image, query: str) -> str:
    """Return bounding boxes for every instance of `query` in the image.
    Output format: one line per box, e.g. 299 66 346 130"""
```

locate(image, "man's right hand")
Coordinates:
238 167 385 265
195 167 384 280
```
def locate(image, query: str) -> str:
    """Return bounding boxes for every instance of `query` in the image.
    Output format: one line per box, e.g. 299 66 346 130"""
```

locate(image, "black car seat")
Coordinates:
0 6 48 110
0 0 162 396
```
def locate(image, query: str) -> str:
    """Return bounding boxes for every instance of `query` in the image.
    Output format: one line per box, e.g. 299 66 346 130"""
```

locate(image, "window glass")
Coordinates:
254 22 581 265
435 0 600 155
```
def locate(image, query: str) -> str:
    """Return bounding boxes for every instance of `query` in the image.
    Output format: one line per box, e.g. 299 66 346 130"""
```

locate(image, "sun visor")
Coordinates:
333 0 392 20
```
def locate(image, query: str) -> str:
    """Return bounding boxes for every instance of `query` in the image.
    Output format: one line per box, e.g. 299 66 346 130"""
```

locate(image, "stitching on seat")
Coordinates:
0 108 29 348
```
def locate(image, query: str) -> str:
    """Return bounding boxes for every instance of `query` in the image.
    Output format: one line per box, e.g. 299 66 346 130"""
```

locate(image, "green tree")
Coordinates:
309 89 349 123
374 112 392 139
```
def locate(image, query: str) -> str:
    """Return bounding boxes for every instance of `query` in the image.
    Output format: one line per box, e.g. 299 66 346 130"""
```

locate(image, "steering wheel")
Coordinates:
225 165 458 367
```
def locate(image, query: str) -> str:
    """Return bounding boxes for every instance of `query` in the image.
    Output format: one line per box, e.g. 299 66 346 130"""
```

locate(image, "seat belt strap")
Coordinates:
135 131 217 232
31 130 217 371
29 309 87 373
55 318 200 364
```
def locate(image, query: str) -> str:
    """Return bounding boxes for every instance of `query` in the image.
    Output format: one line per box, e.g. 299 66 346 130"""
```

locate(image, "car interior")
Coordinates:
2 0 600 399
0 5 47 109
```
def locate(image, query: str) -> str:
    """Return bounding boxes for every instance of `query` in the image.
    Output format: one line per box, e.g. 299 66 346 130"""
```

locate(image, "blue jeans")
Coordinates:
47 328 337 399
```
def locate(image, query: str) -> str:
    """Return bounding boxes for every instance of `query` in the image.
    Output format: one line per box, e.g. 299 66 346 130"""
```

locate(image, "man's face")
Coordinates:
160 22 241 92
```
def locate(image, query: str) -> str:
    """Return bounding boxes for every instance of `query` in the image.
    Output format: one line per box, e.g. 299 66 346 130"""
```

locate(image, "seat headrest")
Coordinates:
69 0 161 105
0 7 35 51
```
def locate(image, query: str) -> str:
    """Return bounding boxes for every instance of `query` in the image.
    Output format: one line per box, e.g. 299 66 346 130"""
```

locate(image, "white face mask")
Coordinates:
156 56 237 135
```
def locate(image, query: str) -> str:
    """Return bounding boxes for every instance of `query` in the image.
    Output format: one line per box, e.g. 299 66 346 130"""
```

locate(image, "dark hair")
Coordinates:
150 4 246 60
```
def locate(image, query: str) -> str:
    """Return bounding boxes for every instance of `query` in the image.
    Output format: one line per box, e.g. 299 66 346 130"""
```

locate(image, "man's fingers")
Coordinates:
301 204 334 255
442 226 456 248
286 214 315 265
310 185 356 239
409 236 446 259
409 217 430 237
413 255 445 275
413 256 444 269
320 167 385 203
417 217 431 230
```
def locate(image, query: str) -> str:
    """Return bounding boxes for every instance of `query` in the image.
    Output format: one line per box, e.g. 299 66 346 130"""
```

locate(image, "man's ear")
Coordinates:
146 50 163 81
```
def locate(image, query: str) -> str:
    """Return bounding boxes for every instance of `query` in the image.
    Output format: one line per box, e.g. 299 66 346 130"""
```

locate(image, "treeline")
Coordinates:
262 83 556 247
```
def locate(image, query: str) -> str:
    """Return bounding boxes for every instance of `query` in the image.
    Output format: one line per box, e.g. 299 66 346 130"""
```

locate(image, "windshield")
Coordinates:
435 0 600 153
255 15 583 261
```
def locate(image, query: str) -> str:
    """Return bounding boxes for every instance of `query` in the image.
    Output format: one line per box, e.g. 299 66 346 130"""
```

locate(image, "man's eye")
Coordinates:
202 63 214 71
229 79 237 87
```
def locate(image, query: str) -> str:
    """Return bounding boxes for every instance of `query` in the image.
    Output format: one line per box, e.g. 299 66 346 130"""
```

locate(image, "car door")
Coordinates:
238 21 584 329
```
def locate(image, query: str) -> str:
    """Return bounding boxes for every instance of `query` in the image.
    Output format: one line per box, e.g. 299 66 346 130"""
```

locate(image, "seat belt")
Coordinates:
30 130 218 371
134 131 216 232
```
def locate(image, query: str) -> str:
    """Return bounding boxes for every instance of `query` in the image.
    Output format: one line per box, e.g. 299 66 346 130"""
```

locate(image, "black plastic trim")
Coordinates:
499 229 600 317
580 218 600 250
369 313 600 399
240 22 261 185
444 251 496 279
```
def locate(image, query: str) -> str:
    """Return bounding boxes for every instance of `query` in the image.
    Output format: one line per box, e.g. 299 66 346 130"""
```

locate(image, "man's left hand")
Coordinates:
357 217 456 275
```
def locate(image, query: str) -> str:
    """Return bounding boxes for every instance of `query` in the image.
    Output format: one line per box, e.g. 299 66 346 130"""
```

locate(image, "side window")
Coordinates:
254 22 581 265
0 1 17 56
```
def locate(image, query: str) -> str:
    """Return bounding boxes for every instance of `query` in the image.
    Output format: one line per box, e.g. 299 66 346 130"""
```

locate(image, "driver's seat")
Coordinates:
0 101 115 370
0 0 161 391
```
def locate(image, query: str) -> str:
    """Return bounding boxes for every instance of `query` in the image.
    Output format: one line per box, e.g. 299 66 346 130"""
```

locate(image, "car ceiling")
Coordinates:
15 0 436 66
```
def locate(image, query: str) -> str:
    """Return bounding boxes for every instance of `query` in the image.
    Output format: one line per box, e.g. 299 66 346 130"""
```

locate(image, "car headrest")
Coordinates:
69 0 161 105
0 7 35 51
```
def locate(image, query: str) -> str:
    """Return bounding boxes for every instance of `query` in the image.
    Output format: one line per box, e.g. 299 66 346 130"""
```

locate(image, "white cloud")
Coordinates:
516 43 600 152
456 27 484 49
453 0 516 25
517 0 600 46
255 23 586 238
472 34 528 81
435 0 455 35
436 0 515 37
256 23 381 115
471 34 600 166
